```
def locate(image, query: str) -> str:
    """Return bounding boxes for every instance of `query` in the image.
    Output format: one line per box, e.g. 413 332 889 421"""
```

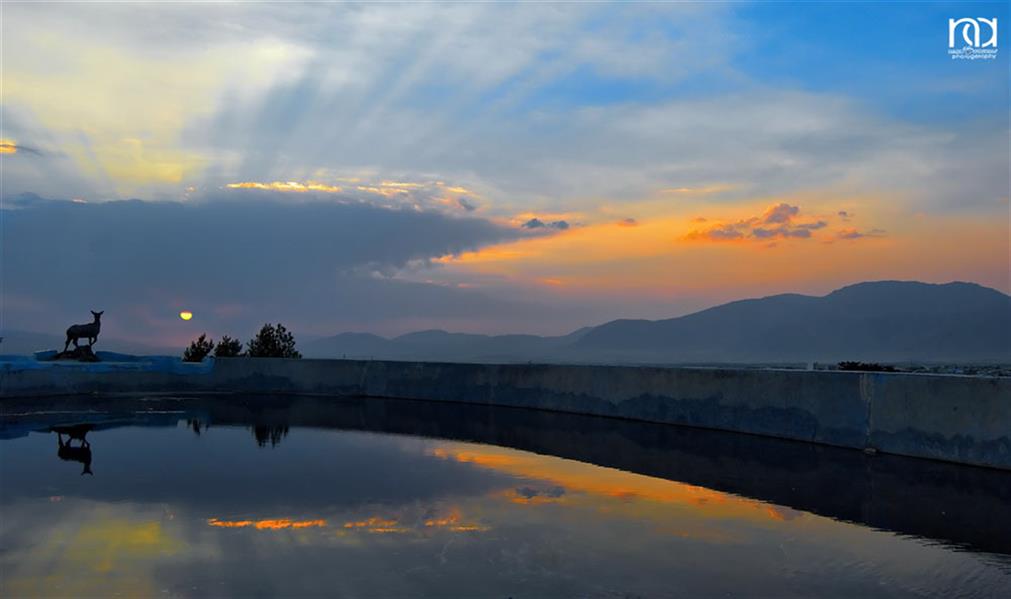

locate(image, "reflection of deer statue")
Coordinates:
52 424 94 475
64 311 103 352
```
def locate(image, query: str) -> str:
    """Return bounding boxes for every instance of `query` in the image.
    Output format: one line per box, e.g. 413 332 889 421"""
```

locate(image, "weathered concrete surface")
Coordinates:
866 374 1010 468
2 358 1008 469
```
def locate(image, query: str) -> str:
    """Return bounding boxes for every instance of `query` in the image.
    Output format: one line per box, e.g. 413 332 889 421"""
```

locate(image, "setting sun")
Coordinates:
179 311 193 321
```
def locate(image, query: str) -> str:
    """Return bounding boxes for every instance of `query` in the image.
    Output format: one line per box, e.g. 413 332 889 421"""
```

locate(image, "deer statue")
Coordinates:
52 424 94 476
64 310 103 352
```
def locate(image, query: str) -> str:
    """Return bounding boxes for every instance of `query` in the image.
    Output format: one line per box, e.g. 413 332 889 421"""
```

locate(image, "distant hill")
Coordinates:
573 281 1011 362
303 281 1011 364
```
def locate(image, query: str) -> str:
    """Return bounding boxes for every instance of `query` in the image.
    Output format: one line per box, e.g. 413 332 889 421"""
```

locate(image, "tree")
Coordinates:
246 323 301 358
182 333 214 362
252 425 290 448
214 335 243 358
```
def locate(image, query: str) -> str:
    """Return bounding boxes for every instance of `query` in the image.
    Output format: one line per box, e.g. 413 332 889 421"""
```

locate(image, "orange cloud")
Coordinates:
0 139 17 154
226 181 343 193
684 203 830 243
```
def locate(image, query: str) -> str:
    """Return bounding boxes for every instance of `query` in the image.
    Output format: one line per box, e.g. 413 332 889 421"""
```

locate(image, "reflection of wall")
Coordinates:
2 358 1009 469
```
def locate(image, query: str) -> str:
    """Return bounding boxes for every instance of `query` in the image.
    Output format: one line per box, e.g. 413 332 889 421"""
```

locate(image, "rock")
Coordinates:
47 346 101 362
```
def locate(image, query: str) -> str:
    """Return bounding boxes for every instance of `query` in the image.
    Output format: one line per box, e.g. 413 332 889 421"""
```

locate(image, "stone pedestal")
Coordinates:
48 346 101 362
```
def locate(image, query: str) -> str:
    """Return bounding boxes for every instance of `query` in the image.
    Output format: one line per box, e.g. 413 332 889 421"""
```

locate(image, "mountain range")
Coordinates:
301 281 1011 364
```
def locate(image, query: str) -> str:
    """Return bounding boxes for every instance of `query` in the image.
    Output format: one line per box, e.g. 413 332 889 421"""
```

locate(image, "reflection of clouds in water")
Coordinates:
4 426 1011 596
208 517 327 530
0 500 192 597
511 485 567 504
766 506 804 522
202 506 493 537
427 441 800 525
337 507 491 535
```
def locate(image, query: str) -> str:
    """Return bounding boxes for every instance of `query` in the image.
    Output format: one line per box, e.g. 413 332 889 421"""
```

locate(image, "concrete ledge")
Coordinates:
2 357 1009 469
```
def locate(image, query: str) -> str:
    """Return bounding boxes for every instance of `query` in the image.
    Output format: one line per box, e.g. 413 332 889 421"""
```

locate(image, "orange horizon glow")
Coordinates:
427 198 1010 298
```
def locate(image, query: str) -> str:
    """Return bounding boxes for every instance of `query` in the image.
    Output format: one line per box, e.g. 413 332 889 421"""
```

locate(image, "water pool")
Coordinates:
2 394 1009 597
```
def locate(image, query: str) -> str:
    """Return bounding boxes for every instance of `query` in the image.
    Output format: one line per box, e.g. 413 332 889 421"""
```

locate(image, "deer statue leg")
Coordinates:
64 337 71 352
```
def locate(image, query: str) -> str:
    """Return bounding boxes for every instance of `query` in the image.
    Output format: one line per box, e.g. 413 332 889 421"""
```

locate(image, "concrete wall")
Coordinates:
2 358 1008 469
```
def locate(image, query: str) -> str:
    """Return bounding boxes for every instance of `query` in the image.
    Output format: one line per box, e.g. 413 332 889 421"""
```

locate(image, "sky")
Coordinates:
1 1 1008 345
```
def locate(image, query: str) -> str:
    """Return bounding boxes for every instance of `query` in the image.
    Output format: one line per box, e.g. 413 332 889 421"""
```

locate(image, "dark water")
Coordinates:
2 395 1010 598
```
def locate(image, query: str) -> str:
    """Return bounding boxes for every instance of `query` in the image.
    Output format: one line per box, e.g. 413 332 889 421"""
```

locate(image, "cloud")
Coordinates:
796 221 827 230
752 226 810 239
522 218 569 230
1 3 1005 218
760 203 798 224
685 203 831 243
689 223 743 241
225 181 343 193
836 228 886 240
617 217 638 227
206 178 490 219
0 192 539 344
0 139 41 155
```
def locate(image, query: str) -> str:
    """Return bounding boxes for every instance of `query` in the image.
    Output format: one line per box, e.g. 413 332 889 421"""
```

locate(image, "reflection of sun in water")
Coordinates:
179 311 193 321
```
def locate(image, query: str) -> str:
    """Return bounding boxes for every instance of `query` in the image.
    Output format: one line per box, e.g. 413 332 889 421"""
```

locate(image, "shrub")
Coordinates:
246 323 301 358
182 333 214 362
214 335 243 358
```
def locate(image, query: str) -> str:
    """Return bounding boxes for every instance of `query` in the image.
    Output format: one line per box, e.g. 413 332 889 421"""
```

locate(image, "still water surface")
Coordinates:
1 395 1010 597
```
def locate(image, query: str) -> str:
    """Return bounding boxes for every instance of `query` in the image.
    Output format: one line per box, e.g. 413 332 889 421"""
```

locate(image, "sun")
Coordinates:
179 311 193 321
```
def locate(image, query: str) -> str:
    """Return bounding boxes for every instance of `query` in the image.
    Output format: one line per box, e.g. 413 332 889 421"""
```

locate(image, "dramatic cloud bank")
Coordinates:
1 193 543 344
